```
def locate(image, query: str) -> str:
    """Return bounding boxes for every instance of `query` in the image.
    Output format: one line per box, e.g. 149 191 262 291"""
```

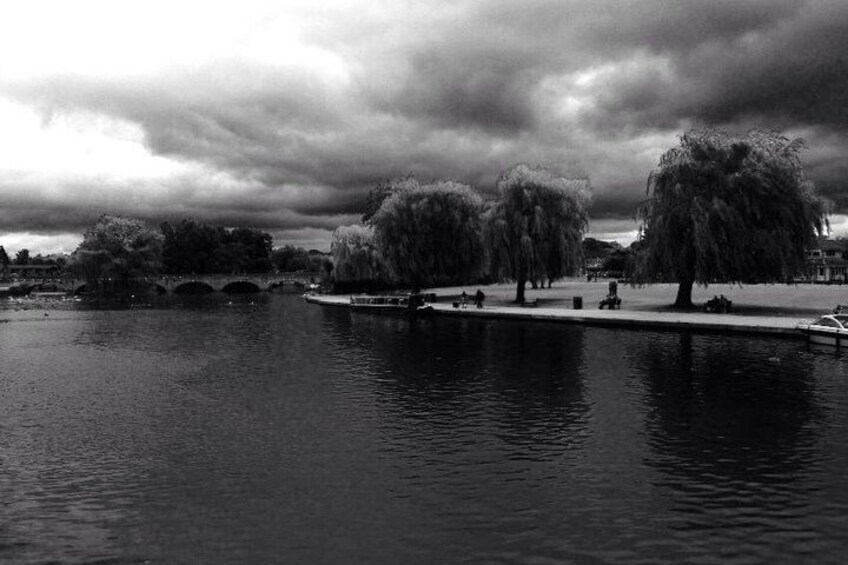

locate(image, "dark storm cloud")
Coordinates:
359 0 806 132
581 0 801 53
589 188 646 220
803 131 848 210
0 205 96 234
373 49 539 133
583 0 848 131
0 173 360 236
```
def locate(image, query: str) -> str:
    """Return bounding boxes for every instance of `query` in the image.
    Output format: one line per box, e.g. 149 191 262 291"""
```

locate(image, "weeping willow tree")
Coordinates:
487 164 591 303
330 224 390 293
371 180 486 289
637 129 830 309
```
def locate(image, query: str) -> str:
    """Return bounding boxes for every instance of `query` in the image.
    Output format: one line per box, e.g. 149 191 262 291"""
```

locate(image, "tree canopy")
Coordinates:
14 248 30 265
371 180 486 289
271 245 312 272
637 129 830 308
583 238 621 264
70 214 163 290
161 219 273 274
330 224 389 292
161 219 224 274
488 164 590 303
217 227 273 273
271 246 330 274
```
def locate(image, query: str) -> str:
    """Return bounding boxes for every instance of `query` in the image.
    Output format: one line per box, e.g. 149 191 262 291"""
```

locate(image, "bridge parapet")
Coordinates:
159 272 319 292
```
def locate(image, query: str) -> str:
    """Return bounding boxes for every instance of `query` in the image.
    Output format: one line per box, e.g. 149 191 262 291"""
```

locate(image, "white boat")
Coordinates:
797 314 848 346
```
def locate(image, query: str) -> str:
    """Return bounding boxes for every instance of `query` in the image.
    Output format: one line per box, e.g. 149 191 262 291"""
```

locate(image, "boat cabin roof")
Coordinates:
813 315 848 328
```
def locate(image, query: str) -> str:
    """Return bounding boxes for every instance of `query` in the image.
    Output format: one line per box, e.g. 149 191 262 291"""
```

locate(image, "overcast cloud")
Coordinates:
1 0 847 253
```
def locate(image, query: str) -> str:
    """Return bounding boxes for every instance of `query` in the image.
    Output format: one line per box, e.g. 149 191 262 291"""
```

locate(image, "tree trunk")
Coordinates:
674 278 694 309
515 277 526 304
530 280 538 289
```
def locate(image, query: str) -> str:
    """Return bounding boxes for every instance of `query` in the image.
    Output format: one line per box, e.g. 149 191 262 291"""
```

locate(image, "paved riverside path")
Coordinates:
304 293 810 338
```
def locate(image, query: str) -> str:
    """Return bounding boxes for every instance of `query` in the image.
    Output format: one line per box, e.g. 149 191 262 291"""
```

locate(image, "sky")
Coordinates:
1 0 847 255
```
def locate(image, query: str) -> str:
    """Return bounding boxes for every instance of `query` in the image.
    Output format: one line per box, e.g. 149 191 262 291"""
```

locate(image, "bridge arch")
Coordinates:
222 281 262 294
174 281 215 294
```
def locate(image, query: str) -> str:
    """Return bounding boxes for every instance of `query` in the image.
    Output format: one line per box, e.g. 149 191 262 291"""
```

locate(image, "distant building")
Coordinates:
805 238 848 283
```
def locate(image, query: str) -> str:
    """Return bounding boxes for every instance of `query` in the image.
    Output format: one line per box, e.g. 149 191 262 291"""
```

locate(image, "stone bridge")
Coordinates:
8 272 321 295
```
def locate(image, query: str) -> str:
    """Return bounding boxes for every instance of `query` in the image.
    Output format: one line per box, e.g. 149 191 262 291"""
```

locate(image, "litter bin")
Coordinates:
573 296 583 310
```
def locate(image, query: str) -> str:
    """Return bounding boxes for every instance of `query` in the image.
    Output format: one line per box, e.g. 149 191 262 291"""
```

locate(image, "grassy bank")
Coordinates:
433 279 848 318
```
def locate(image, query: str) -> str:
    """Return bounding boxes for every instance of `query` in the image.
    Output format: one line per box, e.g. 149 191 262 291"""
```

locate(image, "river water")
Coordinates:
1 292 847 564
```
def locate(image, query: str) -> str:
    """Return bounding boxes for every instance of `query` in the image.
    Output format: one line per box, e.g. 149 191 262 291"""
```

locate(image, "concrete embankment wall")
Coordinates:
304 294 807 339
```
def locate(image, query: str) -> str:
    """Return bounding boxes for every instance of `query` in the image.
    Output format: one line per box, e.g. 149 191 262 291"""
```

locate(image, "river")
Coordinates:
1 292 847 564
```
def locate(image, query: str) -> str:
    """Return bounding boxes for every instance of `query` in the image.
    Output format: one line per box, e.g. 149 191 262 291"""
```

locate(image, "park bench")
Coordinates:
704 296 732 313
598 296 621 309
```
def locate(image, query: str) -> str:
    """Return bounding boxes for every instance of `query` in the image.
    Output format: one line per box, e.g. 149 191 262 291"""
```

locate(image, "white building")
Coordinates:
806 238 848 283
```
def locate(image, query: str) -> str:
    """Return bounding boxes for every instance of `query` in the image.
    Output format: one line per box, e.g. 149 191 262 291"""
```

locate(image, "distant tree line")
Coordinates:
3 218 330 295
270 245 330 275
582 238 638 281
0 246 68 269
47 216 327 294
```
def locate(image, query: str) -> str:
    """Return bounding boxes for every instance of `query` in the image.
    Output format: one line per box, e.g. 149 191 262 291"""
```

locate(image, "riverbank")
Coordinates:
305 280 848 338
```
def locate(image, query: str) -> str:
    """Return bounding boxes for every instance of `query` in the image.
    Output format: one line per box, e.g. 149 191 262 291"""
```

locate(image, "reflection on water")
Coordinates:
626 332 844 561
1 294 848 564
635 332 820 482
323 312 590 448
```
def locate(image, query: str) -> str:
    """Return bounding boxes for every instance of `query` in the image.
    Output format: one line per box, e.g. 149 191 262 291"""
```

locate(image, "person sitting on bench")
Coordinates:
704 295 732 313
599 294 621 309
